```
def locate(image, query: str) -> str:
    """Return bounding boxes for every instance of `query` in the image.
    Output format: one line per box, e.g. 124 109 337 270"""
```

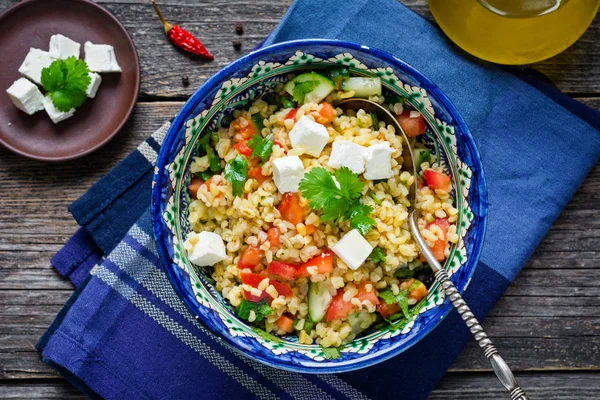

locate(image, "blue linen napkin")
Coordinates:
38 0 600 398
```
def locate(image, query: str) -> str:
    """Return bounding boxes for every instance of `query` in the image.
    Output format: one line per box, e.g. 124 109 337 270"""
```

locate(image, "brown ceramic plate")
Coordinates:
0 0 140 161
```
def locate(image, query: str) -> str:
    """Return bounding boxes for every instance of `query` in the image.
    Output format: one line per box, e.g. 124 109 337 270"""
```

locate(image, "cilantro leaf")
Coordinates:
334 167 363 199
395 268 414 279
368 247 386 263
292 80 317 104
379 289 410 318
237 299 273 322
251 114 265 133
368 191 382 205
321 346 342 360
224 154 248 197
299 167 375 233
370 112 379 129
247 134 274 164
41 57 91 112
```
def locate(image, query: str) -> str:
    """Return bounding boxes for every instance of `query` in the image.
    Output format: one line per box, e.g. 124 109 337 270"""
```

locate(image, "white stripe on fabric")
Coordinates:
91 265 278 400
138 141 158 164
316 375 371 400
152 121 170 145
116 226 356 400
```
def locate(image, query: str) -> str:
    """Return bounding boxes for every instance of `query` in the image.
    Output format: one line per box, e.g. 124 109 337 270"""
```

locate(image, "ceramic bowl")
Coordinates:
152 39 487 373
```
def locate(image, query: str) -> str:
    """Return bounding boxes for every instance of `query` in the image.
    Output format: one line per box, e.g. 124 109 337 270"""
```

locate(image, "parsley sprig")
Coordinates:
379 280 423 319
247 133 274 164
236 299 273 322
41 57 91 112
298 167 375 235
224 154 248 197
194 132 222 181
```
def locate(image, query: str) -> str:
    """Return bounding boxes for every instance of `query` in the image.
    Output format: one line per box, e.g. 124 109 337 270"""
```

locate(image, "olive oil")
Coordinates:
428 0 600 64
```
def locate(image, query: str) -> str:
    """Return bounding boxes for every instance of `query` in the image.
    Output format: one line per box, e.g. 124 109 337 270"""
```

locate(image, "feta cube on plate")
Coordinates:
86 72 102 98
49 34 81 59
186 231 227 266
364 142 394 180
332 229 373 270
84 41 121 73
272 156 305 193
327 140 368 174
18 48 54 85
6 78 45 115
42 96 75 124
289 116 329 157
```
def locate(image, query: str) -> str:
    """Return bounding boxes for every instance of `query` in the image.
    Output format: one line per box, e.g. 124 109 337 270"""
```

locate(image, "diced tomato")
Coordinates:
278 192 304 225
270 281 292 298
188 177 203 199
267 261 300 280
409 281 428 302
396 110 426 137
424 169 451 190
240 272 292 303
234 139 253 157
355 281 380 306
285 108 298 120
426 218 450 241
318 102 336 123
248 166 268 183
305 224 317 235
237 246 264 269
232 116 258 139
430 240 446 261
275 314 295 333
377 302 401 319
296 251 333 278
325 291 355 322
267 227 281 247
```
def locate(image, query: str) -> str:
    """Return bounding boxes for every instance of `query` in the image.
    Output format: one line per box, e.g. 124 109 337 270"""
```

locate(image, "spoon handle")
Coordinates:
408 211 527 399
434 268 528 400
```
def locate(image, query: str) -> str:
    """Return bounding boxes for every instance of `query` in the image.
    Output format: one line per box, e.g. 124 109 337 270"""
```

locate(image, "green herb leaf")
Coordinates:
224 154 248 197
292 80 317 104
299 167 375 234
368 191 382 204
195 132 222 178
394 268 414 279
281 97 295 109
321 346 342 360
237 299 273 322
247 133 274 164
370 112 379 129
251 114 265 133
368 247 386 263
379 289 410 318
387 95 406 105
41 57 91 112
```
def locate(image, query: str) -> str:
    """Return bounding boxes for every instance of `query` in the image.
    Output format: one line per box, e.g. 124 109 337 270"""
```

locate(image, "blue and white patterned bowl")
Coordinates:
151 39 487 373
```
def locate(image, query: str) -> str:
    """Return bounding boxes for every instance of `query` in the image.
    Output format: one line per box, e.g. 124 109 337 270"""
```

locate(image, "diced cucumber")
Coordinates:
341 77 382 98
308 281 333 322
346 311 373 341
284 72 336 104
413 148 430 172
327 67 350 89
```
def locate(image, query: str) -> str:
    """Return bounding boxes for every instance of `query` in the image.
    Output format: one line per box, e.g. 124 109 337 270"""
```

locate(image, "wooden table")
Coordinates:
0 1 598 398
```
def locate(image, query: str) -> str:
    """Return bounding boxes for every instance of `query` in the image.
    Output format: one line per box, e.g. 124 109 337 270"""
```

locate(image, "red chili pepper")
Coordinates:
151 0 214 61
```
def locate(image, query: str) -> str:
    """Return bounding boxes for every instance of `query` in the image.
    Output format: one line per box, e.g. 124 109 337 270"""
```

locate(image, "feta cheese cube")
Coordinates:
86 72 102 98
18 48 54 85
49 34 81 59
6 78 45 115
327 140 368 174
272 156 305 193
84 41 121 73
364 142 394 180
289 116 329 157
332 229 373 270
42 96 75 124
186 231 227 266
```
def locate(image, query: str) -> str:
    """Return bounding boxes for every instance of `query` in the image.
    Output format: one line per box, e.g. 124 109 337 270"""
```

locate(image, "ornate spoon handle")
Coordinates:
409 212 528 400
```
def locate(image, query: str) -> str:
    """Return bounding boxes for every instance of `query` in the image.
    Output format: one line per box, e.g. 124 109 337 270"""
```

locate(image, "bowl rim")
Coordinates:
152 38 488 373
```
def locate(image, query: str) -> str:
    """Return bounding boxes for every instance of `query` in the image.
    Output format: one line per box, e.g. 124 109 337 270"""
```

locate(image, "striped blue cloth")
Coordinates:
38 0 600 399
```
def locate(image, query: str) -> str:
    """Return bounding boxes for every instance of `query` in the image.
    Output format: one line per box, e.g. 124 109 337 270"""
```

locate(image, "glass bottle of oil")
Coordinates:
428 0 600 64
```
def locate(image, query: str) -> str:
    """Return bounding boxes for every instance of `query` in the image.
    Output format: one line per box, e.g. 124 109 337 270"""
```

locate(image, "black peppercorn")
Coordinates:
235 23 244 35
182 75 190 86
232 40 242 50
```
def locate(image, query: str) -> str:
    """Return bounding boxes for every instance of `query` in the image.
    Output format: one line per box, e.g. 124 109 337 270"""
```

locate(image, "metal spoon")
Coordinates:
337 99 528 400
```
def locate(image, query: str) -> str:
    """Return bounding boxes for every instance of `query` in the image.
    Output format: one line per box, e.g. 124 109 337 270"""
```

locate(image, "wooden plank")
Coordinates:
1 0 599 96
1 371 599 399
